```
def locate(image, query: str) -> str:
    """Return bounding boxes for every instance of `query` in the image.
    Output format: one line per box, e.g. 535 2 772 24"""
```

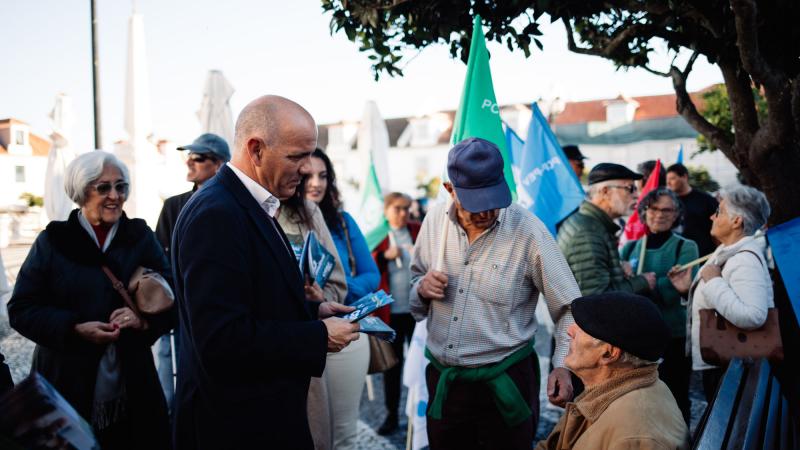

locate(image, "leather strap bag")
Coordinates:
698 250 783 365
367 336 399 374
127 267 174 314
101 266 174 328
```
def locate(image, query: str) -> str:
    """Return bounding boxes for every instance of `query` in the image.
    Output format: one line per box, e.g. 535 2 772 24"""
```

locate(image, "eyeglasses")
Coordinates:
188 153 217 163
91 181 129 196
647 206 677 214
607 185 637 194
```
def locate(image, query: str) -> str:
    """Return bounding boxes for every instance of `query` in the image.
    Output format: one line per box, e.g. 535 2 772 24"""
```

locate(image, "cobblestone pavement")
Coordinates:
2 244 708 449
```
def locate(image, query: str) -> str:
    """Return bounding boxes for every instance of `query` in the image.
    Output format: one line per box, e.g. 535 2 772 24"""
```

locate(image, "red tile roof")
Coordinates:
552 87 712 125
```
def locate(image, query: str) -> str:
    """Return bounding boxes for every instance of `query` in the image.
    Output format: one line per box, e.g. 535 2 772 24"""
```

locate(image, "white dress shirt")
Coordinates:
227 162 280 217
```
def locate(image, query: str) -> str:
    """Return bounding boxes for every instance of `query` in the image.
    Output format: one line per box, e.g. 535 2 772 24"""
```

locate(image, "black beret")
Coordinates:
572 292 670 361
587 162 643 185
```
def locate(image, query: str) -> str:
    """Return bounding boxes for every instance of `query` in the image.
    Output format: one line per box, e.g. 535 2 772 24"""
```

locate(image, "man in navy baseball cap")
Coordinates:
411 137 583 449
446 137 512 213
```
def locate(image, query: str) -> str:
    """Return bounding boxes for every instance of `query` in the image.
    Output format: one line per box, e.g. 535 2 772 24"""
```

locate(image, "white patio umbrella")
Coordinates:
197 70 235 145
356 100 391 193
44 93 77 222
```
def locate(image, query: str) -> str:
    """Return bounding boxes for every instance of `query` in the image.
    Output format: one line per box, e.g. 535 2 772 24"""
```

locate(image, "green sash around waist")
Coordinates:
425 342 537 426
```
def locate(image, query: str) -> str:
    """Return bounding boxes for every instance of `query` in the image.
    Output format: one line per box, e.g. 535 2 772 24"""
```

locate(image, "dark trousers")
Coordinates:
658 337 691 424
701 367 726 402
383 313 416 416
425 355 539 450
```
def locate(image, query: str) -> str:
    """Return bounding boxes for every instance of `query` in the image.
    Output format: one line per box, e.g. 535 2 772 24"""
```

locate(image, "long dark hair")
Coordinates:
281 182 313 230
308 148 344 233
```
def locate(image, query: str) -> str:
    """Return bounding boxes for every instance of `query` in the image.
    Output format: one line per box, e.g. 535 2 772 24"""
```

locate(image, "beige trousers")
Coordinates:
324 335 370 450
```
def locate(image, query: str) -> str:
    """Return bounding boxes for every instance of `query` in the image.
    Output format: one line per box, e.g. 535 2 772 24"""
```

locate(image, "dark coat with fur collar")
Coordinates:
8 209 172 449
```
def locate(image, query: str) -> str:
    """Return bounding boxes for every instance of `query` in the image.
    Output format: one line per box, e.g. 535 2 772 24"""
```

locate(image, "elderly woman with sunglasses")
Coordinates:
619 187 698 424
8 151 172 449
668 185 773 401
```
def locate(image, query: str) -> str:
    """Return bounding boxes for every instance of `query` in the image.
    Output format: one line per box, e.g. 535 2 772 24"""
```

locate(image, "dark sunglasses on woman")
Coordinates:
92 181 130 196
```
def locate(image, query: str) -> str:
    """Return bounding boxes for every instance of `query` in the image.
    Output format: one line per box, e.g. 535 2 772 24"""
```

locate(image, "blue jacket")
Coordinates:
330 211 380 304
171 165 328 450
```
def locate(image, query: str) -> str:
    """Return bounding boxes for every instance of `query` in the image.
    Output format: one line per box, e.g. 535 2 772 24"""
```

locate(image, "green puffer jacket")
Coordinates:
557 202 651 296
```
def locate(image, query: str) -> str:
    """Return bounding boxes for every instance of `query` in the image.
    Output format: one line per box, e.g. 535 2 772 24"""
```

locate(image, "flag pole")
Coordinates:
636 234 648 275
435 198 452 271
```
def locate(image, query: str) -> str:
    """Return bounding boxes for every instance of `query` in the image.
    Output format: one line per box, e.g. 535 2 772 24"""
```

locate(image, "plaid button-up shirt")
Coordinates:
409 202 580 368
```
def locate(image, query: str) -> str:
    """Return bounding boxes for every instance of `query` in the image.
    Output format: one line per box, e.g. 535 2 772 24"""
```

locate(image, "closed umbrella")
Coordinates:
197 70 235 145
44 93 76 222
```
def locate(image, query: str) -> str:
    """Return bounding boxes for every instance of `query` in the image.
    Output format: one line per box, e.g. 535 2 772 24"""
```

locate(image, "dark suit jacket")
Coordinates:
171 165 328 450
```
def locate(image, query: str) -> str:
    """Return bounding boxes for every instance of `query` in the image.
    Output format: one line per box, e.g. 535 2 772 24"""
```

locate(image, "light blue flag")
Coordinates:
505 104 585 236
677 144 684 164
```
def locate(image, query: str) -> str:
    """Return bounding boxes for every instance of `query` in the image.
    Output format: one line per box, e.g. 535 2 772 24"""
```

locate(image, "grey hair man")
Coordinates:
410 137 582 449
557 163 657 296
536 292 689 450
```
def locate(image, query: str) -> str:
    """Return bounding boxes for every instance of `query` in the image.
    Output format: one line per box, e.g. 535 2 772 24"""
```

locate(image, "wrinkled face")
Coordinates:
385 198 412 229
666 172 689 194
304 156 328 204
605 180 639 217
444 182 500 232
82 164 127 226
645 195 678 233
186 152 222 185
564 323 606 375
710 198 742 241
255 126 316 200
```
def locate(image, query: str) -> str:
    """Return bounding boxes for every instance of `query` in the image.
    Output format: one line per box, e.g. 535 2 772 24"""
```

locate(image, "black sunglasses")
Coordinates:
189 153 217 163
607 184 637 194
92 181 129 196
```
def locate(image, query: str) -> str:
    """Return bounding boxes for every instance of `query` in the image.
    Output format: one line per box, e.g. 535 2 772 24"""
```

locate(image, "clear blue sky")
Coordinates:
1 0 723 153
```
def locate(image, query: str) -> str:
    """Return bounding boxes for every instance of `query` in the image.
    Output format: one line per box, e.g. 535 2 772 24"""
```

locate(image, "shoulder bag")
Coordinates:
698 250 783 365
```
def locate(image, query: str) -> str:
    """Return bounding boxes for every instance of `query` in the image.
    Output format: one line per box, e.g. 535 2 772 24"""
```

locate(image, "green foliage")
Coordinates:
321 1 800 81
19 192 43 208
687 166 720 193
696 85 767 153
416 175 441 199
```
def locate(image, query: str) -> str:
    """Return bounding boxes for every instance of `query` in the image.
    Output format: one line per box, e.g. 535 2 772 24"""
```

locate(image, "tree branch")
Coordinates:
562 18 652 59
729 0 784 91
670 63 735 159
730 0 793 162
717 58 759 147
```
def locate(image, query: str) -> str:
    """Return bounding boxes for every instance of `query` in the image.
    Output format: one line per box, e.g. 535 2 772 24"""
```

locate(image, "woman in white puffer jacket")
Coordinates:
668 184 773 401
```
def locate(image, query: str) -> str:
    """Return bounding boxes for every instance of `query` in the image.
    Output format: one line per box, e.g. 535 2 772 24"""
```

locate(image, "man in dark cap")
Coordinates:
536 292 689 450
410 137 582 449
154 133 231 412
562 145 587 179
557 163 656 296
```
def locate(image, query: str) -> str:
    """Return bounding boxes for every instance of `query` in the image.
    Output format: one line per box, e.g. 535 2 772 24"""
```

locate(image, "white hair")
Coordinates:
64 151 130 206
719 185 771 235
590 337 660 368
587 180 615 200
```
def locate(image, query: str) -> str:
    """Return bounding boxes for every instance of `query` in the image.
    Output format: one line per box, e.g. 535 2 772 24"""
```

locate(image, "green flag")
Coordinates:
358 157 390 250
450 15 517 199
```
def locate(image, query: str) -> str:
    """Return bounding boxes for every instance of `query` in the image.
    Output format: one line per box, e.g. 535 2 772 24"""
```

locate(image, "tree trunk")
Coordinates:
748 142 800 226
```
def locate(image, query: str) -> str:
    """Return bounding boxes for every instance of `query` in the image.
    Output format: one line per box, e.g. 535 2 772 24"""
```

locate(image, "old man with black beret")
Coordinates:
536 292 689 450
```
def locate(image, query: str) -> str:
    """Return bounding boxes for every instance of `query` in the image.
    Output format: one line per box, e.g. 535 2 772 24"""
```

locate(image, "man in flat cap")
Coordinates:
562 145 587 179
558 163 656 296
536 292 689 450
154 133 231 412
409 137 582 449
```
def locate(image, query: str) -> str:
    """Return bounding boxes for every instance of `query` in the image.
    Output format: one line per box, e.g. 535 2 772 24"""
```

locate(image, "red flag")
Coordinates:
624 159 662 240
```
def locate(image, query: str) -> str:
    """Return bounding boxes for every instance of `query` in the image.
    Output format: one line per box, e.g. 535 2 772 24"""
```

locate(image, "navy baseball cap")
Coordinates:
447 137 512 213
177 133 231 162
